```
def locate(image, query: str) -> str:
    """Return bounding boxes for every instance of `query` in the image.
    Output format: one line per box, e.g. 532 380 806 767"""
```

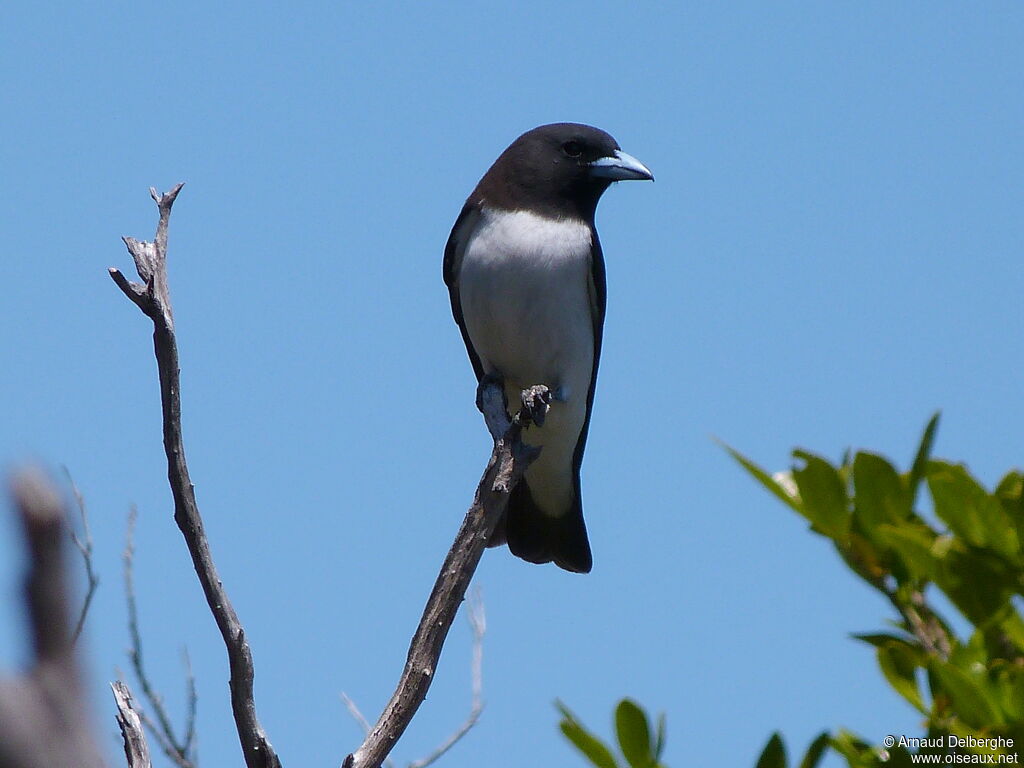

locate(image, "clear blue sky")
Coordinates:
2 2 1022 767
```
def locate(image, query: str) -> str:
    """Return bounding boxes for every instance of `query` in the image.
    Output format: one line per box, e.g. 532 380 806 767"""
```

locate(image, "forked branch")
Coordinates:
110 185 280 768
110 183 536 768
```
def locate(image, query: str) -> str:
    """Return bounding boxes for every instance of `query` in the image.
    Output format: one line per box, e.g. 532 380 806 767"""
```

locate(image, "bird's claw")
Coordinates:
519 384 552 428
476 373 506 414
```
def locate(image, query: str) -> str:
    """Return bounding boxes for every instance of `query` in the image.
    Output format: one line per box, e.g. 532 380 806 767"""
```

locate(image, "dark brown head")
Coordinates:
470 123 652 221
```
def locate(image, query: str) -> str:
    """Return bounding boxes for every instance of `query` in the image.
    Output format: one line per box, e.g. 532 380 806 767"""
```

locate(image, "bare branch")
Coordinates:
892 588 953 661
407 588 486 768
345 381 538 768
865 570 953 661
62 467 100 644
111 185 280 768
0 469 107 768
110 183 183 323
341 696 396 768
342 693 375 737
124 506 198 768
113 681 153 768
139 709 188 768
467 589 485 706
342 591 486 768
182 648 199 757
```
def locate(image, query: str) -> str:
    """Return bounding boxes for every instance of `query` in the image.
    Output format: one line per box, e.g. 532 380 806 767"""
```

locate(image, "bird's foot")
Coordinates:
476 373 506 414
518 384 552 428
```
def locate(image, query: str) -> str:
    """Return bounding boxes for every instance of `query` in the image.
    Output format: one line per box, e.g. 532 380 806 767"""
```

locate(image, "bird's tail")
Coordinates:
488 479 592 573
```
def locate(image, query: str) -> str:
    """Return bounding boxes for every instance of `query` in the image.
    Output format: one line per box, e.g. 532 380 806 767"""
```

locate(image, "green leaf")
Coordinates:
827 730 906 767
839 531 888 584
953 627 990 668
556 701 620 768
993 663 1024 720
722 443 804 516
995 470 1024 552
797 731 830 768
928 462 1019 559
995 470 1024 510
615 699 653 768
792 450 850 539
996 611 1024 655
877 642 926 712
825 731 866 763
851 632 911 648
853 452 910 531
756 732 787 768
929 661 1004 729
653 712 666 761
873 523 939 581
907 412 940 509
936 544 1014 627
852 633 925 666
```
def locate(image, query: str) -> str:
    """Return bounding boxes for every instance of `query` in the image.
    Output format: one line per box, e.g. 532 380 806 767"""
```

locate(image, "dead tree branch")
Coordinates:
341 696 396 768
407 588 486 768
110 182 533 768
124 506 199 768
113 681 154 768
0 469 108 768
63 466 99 643
182 648 199 760
344 382 538 768
342 588 486 768
110 185 281 768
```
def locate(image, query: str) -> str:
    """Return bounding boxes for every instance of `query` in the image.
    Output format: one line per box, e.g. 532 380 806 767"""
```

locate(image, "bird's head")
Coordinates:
475 123 652 220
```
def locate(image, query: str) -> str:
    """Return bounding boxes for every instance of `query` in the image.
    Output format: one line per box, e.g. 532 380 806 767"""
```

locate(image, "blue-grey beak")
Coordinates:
589 150 654 181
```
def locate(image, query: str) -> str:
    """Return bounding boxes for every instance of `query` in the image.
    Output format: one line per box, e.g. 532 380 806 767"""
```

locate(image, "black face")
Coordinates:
471 123 624 220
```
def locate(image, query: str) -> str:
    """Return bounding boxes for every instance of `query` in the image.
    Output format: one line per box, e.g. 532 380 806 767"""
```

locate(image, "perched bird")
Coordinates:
444 123 652 573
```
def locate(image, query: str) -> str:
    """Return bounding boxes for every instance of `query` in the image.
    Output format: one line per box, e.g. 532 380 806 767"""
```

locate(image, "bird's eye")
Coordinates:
562 141 583 157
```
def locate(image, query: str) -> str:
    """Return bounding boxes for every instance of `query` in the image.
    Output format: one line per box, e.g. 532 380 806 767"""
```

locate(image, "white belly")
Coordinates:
458 208 595 515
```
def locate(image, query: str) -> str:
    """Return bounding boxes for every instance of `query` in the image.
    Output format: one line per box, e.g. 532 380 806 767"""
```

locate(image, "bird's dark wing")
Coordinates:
443 203 484 381
572 231 607 495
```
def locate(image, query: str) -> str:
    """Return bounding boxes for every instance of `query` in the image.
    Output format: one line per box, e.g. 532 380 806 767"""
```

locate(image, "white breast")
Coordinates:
465 208 594 271
458 208 595 394
457 207 597 515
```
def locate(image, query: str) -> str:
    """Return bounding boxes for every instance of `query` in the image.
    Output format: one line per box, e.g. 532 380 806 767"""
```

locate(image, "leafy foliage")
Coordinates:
557 699 668 768
557 417 1023 766
731 414 1024 765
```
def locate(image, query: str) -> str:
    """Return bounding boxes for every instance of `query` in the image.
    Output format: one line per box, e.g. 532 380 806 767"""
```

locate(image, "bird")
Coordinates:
443 122 652 573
